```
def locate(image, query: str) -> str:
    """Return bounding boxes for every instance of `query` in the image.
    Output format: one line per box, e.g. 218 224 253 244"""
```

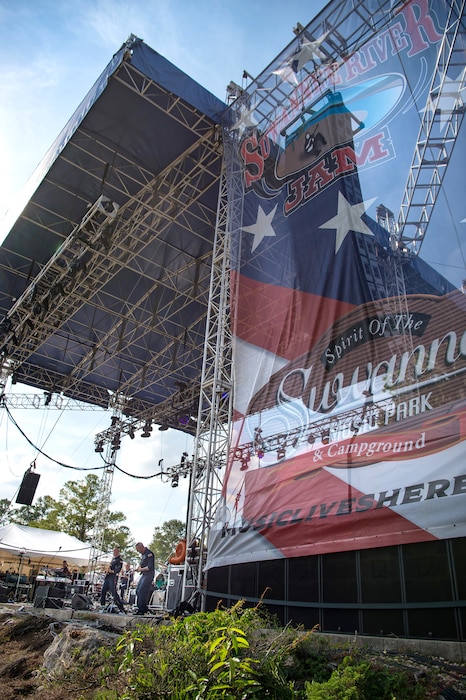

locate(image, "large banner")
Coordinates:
208 0 466 568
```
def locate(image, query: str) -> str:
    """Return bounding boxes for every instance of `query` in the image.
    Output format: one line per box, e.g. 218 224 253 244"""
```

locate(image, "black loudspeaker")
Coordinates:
49 586 65 599
34 586 64 609
43 598 63 609
16 471 40 505
71 593 93 611
34 585 50 607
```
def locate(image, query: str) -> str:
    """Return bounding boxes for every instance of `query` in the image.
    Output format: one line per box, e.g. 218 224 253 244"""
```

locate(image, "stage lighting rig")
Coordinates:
0 195 120 374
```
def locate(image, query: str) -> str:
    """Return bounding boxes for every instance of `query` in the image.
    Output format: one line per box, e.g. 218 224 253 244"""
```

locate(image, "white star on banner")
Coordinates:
319 192 376 253
292 33 328 72
272 64 299 85
231 104 257 138
242 204 278 252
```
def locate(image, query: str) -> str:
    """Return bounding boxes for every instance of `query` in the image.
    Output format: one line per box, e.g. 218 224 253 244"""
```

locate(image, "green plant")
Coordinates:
304 654 426 700
186 624 261 698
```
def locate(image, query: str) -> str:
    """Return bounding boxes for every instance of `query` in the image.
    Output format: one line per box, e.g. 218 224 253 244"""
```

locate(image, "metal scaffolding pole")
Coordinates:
181 145 233 607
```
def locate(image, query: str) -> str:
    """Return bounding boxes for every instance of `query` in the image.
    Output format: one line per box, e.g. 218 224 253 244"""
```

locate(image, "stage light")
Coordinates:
240 457 250 471
141 420 153 438
171 474 179 488
95 441 104 453
128 426 135 439
159 421 169 431
49 281 65 298
111 433 121 450
110 415 119 426
277 447 286 460
44 392 52 406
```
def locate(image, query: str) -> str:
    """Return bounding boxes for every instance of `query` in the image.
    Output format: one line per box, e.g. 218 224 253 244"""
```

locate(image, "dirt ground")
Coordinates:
0 608 465 698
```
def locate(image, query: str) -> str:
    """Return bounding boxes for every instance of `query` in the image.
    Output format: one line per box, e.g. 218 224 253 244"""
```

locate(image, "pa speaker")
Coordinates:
16 471 40 505
34 585 50 608
43 598 63 609
71 593 93 611
49 586 65 599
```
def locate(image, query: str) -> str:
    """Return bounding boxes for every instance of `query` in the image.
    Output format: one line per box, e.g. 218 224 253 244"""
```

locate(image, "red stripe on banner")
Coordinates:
231 270 355 361
242 465 436 557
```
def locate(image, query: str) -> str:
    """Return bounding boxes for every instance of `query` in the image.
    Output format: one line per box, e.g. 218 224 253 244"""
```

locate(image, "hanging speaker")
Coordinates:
16 471 40 505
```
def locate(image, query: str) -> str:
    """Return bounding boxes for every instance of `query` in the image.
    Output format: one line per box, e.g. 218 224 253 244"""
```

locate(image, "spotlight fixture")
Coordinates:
44 392 52 406
240 456 250 471
111 433 121 450
171 474 179 488
128 425 135 440
159 421 169 431
95 441 104 453
141 420 153 438
277 447 286 460
110 415 119 426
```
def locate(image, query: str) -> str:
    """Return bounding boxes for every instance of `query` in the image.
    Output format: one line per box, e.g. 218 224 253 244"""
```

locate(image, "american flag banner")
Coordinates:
207 0 466 568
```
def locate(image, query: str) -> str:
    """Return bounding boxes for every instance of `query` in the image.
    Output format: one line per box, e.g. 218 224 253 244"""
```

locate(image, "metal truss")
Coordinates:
397 0 466 254
0 124 222 414
181 149 233 605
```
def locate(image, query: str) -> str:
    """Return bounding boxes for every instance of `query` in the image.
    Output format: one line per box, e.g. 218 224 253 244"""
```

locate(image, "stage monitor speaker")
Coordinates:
71 593 93 611
16 471 40 505
34 586 64 609
34 585 50 608
42 598 63 609
49 586 65 599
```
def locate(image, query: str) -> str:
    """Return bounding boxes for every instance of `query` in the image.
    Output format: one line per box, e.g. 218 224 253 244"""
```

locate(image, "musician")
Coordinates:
119 562 133 601
134 542 154 615
53 560 71 578
100 546 126 613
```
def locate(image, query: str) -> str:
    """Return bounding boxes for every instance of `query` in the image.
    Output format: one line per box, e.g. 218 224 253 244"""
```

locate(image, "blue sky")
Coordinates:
0 0 329 550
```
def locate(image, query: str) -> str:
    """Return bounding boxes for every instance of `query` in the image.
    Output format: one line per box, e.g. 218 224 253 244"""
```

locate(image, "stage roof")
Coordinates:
0 36 227 430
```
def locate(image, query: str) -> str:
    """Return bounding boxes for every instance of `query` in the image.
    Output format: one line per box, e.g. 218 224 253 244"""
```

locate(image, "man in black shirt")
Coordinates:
100 546 126 613
134 541 155 615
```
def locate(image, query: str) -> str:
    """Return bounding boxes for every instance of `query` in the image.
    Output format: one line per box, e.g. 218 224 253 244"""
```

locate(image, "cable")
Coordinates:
4 404 105 472
4 403 164 479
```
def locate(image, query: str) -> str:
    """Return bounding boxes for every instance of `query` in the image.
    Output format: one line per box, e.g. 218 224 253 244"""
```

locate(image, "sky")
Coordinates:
0 0 329 552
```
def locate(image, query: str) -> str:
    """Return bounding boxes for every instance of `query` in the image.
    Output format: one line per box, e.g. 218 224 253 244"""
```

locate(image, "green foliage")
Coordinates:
148 518 185 564
7 474 133 553
94 604 428 699
304 654 426 700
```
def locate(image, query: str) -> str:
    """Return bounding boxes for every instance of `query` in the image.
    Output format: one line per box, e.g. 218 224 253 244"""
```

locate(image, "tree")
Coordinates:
6 474 133 555
0 498 12 525
10 495 61 530
149 519 185 565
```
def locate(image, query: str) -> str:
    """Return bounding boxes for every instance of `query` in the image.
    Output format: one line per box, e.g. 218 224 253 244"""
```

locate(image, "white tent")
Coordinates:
0 523 97 569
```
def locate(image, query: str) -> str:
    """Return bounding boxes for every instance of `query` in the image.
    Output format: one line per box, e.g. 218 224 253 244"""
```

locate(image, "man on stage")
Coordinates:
134 541 155 615
100 546 126 613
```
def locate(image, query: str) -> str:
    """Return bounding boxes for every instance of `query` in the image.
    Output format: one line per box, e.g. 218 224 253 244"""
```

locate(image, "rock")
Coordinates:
42 622 118 678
